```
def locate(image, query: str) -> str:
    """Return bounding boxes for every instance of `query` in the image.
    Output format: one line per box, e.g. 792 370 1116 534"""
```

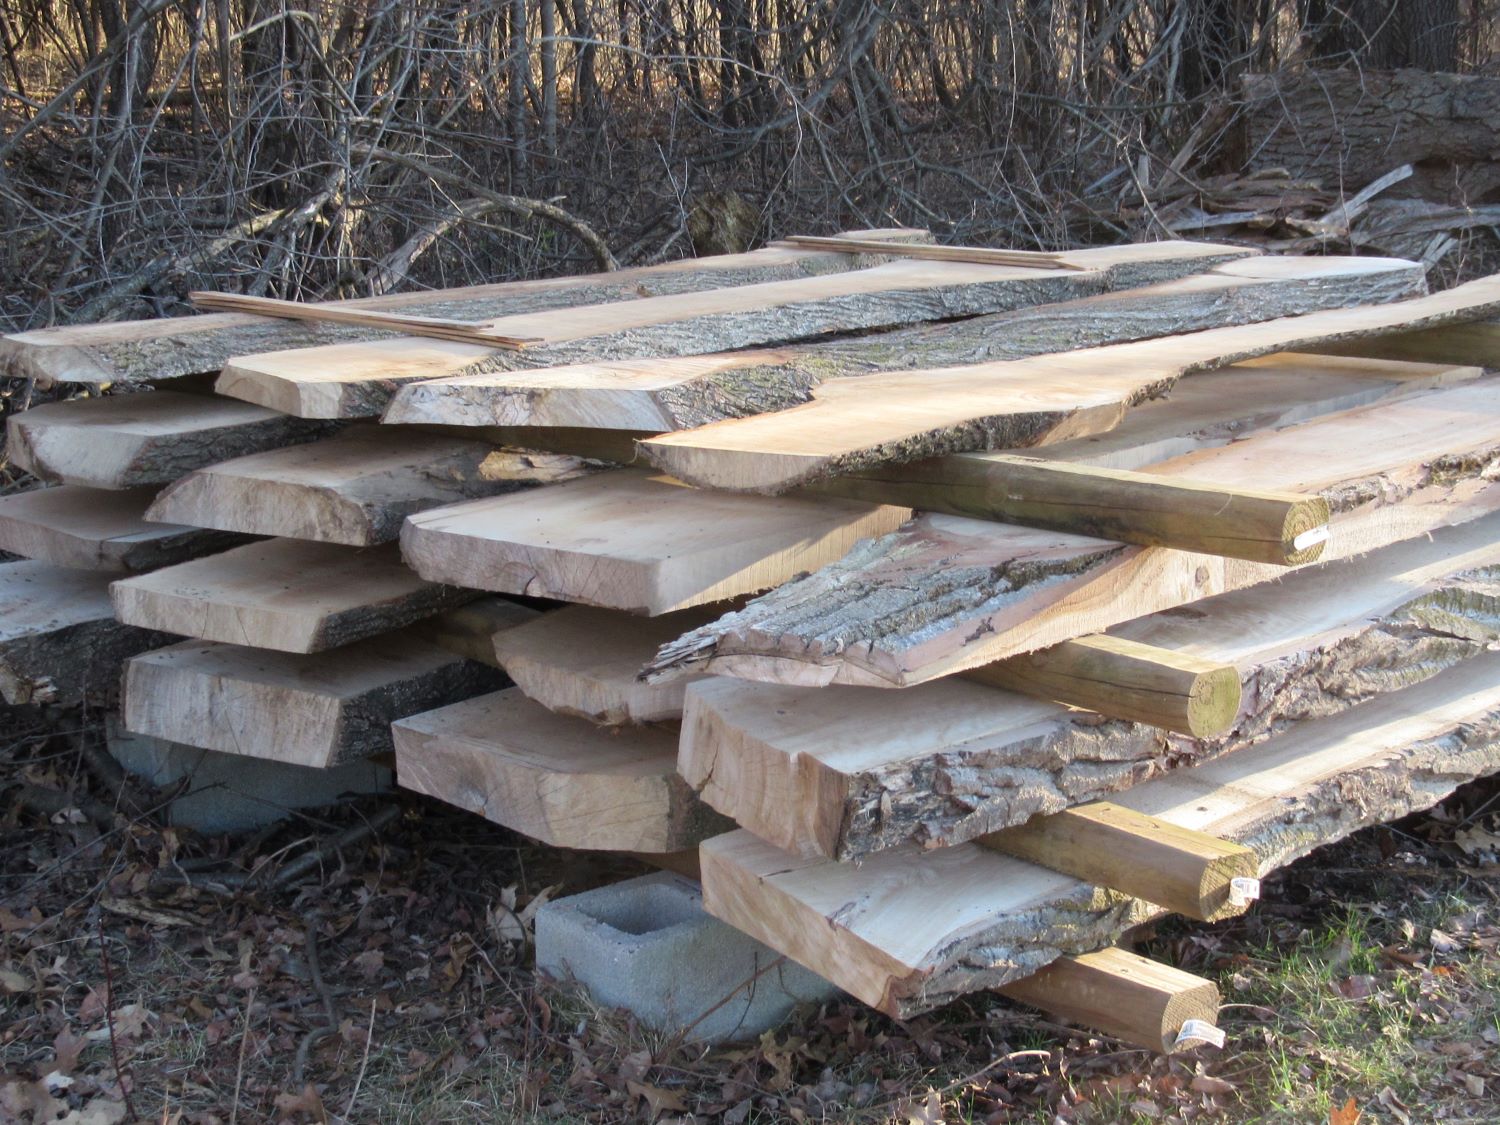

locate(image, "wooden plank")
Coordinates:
698 651 1500 1017
143 427 588 546
382 256 1422 434
219 242 1251 418
0 485 243 573
393 687 731 853
490 605 718 723
648 378 1500 687
818 454 1330 566
980 802 1257 922
122 634 501 767
772 235 1081 269
111 538 474 653
6 391 338 489
642 267 1500 494
400 470 910 615
676 509 1500 858
967 636 1242 737
997 948 1221 1054
0 230 932 385
0 560 172 705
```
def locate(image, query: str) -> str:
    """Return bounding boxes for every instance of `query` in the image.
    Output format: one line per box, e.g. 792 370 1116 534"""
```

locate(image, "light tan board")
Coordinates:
400 471 910 615
0 560 174 705
217 242 1249 418
144 427 580 546
0 230 932 385
490 605 720 724
6 391 339 489
642 268 1500 493
678 511 1500 859
111 538 475 653
380 256 1422 432
393 687 731 852
0 485 243 572
650 378 1500 686
700 652 1500 1018
122 634 501 767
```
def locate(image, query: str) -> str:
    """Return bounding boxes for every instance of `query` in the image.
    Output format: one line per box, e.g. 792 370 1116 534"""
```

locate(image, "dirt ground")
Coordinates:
2 702 1498 1125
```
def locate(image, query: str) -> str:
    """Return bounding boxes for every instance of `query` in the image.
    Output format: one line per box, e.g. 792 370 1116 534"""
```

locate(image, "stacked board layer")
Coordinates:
6 228 1500 1049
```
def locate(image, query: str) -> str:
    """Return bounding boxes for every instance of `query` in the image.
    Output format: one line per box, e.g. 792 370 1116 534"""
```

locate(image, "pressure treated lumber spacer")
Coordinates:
979 802 1258 921
966 636 1242 738
411 597 541 666
996 948 1221 1054
1313 318 1500 367
819 454 1331 566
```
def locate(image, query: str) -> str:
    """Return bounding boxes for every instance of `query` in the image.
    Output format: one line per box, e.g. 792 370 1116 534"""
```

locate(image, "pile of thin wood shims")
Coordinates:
5 229 1500 1053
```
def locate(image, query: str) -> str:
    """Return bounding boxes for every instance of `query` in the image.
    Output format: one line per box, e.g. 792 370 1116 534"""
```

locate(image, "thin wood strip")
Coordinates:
188 292 542 349
775 235 1087 270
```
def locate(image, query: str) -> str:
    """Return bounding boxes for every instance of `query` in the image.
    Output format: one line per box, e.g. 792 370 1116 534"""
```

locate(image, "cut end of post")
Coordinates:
1282 497 1333 565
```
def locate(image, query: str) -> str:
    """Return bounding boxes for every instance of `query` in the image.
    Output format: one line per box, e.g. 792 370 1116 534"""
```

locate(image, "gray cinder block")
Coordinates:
535 871 839 1043
107 718 391 833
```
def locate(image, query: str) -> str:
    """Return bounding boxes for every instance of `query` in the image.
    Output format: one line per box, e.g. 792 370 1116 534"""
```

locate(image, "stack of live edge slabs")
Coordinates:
7 230 1500 1050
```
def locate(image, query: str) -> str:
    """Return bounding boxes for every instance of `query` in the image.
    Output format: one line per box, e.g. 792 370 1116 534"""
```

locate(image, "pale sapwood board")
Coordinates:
649 378 1500 686
144 426 590 546
6 390 339 489
111 538 476 653
392 687 732 853
381 256 1423 432
678 510 1500 859
217 242 1250 418
399 470 911 615
0 231 933 385
0 560 174 705
700 652 1500 1017
122 634 501 766
0 484 244 572
489 604 720 724
642 267 1500 493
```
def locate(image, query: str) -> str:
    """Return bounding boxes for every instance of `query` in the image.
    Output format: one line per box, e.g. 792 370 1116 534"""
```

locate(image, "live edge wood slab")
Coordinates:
698 652 1500 1017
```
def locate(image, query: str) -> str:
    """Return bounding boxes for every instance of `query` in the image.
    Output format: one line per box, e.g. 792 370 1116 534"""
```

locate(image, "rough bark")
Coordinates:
0 237 929 386
682 519 1500 860
384 255 1422 432
1242 69 1500 202
0 560 174 705
700 654 1500 1017
646 380 1500 686
223 243 1251 419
